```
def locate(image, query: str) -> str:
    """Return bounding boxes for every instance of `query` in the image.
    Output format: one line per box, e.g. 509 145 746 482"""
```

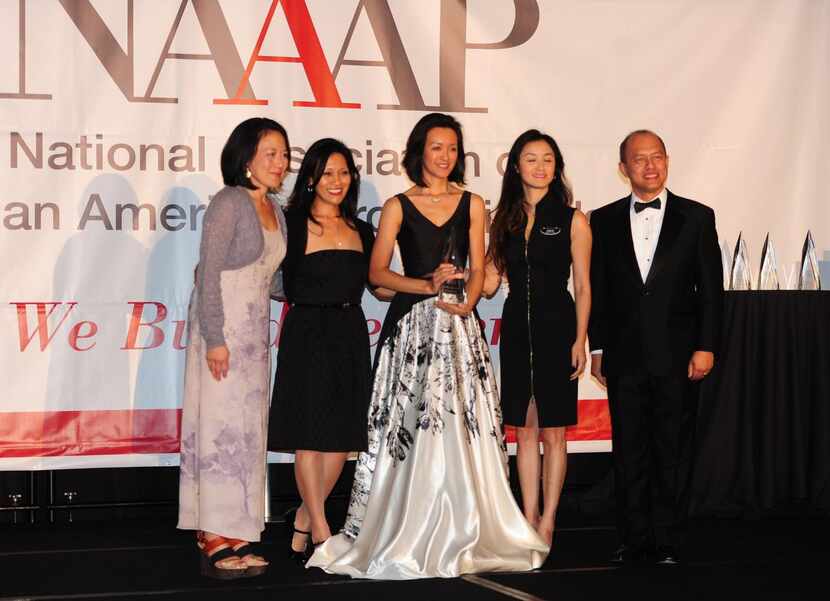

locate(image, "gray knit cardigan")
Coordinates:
196 186 287 349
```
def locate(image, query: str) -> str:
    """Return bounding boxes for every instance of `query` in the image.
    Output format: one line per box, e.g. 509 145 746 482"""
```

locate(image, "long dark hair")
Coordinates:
488 129 573 273
287 138 360 229
402 112 466 187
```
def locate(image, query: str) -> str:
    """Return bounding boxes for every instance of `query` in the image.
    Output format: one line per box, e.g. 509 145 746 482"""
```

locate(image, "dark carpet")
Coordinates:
1 514 827 601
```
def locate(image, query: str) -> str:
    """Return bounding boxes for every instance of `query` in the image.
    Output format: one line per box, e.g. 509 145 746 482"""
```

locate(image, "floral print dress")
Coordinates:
178 226 285 542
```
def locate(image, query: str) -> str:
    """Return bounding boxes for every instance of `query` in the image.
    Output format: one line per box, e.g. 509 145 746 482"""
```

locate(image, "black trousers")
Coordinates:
608 370 698 550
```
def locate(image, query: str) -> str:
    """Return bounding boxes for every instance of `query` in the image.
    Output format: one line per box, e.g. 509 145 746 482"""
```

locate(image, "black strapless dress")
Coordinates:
268 212 375 452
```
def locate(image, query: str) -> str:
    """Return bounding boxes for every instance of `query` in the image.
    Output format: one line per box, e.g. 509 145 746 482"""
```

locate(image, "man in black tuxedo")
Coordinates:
589 130 723 564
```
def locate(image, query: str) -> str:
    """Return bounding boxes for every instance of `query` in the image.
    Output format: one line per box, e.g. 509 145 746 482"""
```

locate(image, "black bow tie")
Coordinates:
634 198 661 213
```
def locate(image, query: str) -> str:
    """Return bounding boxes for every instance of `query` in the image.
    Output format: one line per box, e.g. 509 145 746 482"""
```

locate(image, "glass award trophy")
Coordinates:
729 232 752 290
439 221 466 304
798 230 821 290
720 239 732 290
758 233 780 290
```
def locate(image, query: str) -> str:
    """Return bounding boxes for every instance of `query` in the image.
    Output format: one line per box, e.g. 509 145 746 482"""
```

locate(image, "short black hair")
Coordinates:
221 117 289 190
287 138 361 229
619 129 666 163
402 112 465 187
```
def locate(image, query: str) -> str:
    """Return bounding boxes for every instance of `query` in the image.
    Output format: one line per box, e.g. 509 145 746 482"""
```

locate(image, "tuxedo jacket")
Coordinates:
588 191 723 378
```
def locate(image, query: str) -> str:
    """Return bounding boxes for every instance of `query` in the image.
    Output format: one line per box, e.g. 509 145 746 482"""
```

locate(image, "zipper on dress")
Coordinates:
525 233 535 407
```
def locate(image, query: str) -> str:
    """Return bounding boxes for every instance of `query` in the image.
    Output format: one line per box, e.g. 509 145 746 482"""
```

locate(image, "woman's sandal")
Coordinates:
226 538 269 576
289 527 311 564
196 533 250 580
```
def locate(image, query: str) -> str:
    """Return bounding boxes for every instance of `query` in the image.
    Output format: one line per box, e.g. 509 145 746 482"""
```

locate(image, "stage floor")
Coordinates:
1 510 827 600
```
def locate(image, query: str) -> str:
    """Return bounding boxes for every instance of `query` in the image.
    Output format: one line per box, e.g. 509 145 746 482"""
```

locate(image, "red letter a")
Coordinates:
215 0 359 108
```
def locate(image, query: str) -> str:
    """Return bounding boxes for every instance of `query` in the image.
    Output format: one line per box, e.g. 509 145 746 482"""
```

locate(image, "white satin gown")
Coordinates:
307 295 550 579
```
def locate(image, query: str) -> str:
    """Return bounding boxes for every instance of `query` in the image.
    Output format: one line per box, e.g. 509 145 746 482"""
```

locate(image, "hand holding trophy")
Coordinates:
435 220 471 316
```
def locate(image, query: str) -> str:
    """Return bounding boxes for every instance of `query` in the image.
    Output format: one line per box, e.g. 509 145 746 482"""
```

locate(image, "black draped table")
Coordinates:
691 291 830 515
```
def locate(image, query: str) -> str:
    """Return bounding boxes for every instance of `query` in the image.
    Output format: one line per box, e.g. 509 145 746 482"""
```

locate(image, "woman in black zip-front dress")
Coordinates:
484 129 592 546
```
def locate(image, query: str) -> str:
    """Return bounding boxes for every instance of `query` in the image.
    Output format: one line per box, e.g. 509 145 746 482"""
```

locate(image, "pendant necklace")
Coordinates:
425 186 448 203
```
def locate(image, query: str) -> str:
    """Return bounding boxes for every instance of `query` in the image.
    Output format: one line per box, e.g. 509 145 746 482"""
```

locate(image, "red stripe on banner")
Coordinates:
0 399 609 458
505 398 611 444
0 409 181 458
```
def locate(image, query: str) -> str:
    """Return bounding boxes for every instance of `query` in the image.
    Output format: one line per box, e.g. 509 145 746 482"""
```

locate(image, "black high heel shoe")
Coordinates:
289 527 311 564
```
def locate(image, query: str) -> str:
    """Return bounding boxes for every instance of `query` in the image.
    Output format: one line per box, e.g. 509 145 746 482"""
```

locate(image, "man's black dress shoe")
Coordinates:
655 546 680 565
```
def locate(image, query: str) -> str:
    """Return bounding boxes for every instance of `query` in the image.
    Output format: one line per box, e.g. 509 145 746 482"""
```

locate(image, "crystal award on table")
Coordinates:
798 230 822 290
758 233 780 290
439 220 466 304
720 239 732 290
729 232 752 290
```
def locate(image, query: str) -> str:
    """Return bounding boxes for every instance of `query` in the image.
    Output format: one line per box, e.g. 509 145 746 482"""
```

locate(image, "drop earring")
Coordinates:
245 168 252 179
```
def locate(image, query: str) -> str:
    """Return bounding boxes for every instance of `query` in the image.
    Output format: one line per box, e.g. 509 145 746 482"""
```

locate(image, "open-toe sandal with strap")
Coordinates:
196 534 251 580
226 538 269 576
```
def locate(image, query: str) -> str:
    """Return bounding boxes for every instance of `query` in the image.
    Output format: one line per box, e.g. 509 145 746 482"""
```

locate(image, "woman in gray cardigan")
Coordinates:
178 118 289 578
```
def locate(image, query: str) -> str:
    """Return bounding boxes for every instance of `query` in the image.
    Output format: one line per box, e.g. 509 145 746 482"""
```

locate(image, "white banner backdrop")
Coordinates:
1 0 828 469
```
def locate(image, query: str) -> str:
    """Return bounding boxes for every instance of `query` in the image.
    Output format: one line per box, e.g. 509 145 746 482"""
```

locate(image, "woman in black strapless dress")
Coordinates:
267 138 390 559
484 129 592 545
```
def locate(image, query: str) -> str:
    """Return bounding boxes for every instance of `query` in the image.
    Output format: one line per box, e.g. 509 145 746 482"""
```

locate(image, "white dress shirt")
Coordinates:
630 188 668 282
591 189 668 356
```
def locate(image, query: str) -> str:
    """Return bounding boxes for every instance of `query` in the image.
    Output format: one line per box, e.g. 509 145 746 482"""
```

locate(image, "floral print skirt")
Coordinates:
307 297 549 579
